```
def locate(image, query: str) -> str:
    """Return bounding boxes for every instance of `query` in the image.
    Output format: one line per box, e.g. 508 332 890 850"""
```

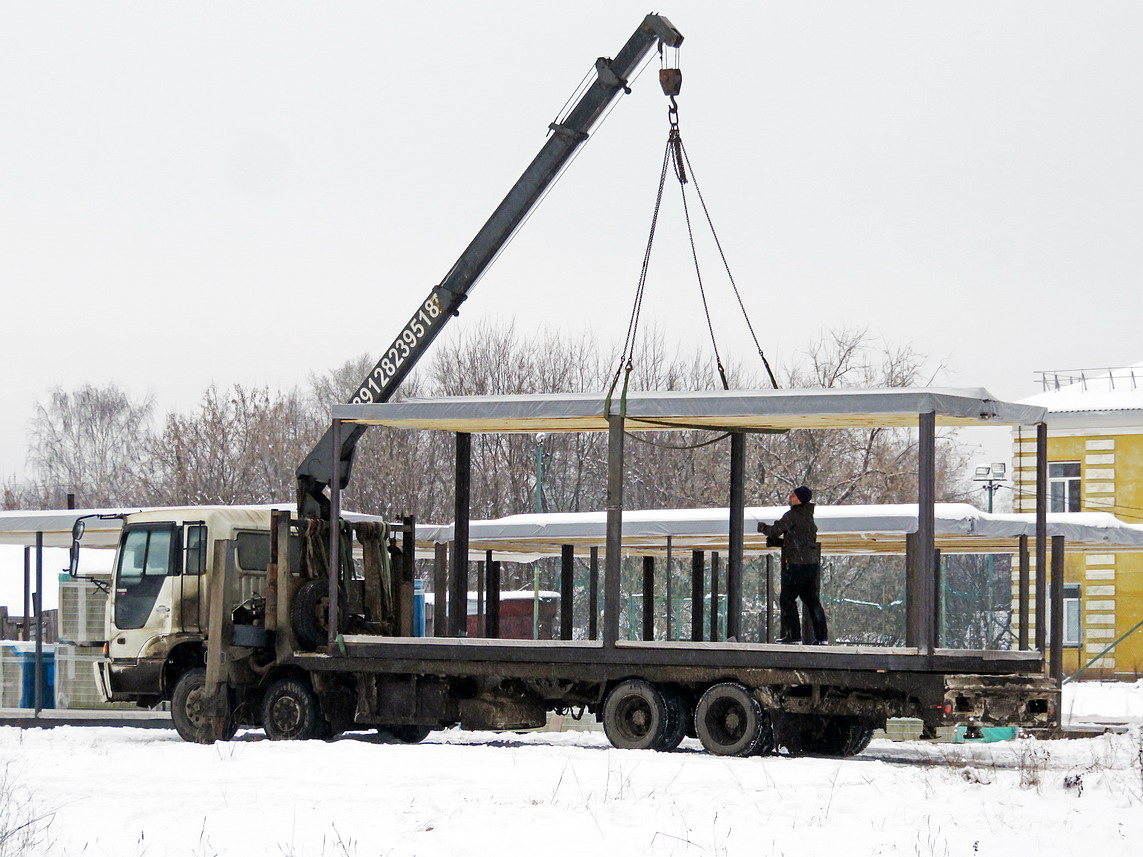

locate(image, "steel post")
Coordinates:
401 516 415 637
709 552 720 642
588 546 599 640
450 432 472 637
487 551 501 639
1035 423 1048 653
690 551 704 642
561 544 574 640
433 543 448 637
765 554 774 643
909 411 936 653
1018 534 1030 650
1050 535 1065 684
603 416 625 647
328 419 342 649
727 432 745 641
642 556 654 641
22 547 30 642
34 532 43 715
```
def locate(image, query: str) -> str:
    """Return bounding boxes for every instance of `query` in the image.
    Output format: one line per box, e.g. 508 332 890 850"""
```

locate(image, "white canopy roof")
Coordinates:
430 503 1143 559
335 387 1047 433
0 505 399 549
7 503 1137 563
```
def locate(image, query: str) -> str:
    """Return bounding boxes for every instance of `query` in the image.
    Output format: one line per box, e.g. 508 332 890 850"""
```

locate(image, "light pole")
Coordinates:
973 462 1009 646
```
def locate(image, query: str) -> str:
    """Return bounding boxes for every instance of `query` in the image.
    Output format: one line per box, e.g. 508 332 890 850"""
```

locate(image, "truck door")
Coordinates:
109 523 179 663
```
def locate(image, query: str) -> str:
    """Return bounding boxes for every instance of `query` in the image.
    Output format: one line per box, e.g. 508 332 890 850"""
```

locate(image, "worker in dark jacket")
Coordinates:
759 486 829 644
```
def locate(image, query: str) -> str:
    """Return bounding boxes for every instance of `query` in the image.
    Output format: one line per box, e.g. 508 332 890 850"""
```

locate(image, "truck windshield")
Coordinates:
114 525 176 629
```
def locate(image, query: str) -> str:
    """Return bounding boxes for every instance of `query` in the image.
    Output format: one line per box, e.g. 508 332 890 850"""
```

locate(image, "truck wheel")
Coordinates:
845 722 874 756
171 668 237 744
602 679 671 751
290 577 347 651
655 687 690 752
694 682 770 757
261 677 328 740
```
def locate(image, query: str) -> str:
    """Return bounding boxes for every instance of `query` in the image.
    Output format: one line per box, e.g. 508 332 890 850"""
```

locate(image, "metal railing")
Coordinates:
1035 367 1139 392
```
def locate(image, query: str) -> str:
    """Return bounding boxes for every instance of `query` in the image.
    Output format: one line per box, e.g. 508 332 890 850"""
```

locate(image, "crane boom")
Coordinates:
298 13 684 517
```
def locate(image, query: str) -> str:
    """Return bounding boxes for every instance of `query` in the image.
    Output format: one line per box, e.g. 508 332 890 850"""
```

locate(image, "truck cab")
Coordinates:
97 507 278 706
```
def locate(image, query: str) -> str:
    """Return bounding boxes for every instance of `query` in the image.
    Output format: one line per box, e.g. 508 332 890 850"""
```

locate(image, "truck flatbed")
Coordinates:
301 636 1043 677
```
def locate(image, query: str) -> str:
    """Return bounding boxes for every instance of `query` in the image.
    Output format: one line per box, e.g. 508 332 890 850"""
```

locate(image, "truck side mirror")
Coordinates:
69 519 85 577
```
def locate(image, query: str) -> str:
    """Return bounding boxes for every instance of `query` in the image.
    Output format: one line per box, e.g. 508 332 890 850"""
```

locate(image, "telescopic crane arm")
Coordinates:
297 14 684 517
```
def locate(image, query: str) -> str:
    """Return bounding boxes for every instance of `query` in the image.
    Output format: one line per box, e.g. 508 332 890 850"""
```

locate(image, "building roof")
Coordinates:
1021 363 1143 418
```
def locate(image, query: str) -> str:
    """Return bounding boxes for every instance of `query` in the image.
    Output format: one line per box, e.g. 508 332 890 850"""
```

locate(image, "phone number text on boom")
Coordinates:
352 296 442 404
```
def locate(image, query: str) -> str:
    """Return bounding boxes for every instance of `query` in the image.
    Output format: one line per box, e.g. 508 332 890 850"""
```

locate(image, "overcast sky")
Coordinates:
2 1 1141 482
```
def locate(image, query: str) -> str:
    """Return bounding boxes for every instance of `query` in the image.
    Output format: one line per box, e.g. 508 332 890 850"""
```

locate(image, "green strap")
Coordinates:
1063 618 1143 683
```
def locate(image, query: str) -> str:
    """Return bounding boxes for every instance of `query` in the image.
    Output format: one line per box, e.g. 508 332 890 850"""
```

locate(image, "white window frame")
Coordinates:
1049 461 1081 513
1063 583 1081 648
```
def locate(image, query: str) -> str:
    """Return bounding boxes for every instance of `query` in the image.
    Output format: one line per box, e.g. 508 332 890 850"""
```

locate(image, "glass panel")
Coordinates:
144 528 173 576
1050 483 1065 513
1049 462 1080 478
185 525 206 576
114 526 176 631
1064 599 1081 647
117 530 149 586
1067 483 1081 513
236 532 271 572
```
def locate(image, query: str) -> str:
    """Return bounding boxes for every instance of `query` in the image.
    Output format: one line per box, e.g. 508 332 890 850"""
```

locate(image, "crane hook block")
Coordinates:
659 68 682 97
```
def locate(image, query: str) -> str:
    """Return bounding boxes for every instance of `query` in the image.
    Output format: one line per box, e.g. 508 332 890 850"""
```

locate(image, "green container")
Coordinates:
955 725 1016 743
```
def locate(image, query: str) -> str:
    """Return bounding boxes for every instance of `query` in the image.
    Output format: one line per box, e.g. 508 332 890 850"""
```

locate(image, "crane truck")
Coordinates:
73 14 1061 753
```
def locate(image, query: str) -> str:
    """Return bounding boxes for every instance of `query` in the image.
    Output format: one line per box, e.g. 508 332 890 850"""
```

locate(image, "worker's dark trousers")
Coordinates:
779 562 828 643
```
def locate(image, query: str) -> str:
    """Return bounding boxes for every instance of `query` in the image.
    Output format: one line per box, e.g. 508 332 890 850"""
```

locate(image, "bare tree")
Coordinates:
23 384 155 507
145 385 309 505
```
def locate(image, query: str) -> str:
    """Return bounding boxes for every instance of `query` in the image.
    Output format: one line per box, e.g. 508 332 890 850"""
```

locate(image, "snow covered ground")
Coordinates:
1 682 1141 857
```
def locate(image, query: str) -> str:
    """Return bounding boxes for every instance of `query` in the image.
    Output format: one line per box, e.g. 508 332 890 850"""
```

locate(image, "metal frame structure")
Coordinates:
327 386 1064 676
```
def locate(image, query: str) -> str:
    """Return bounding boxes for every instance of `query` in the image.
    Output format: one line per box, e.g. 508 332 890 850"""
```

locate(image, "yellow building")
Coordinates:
1013 365 1143 679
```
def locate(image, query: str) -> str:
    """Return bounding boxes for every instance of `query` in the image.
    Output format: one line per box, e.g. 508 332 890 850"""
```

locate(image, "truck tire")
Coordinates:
171 668 237 744
261 677 329 740
602 679 671 751
290 577 347 651
694 682 771 757
845 722 875 756
655 687 690 752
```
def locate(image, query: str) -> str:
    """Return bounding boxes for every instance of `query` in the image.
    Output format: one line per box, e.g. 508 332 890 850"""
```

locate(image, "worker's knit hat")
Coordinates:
793 486 813 504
